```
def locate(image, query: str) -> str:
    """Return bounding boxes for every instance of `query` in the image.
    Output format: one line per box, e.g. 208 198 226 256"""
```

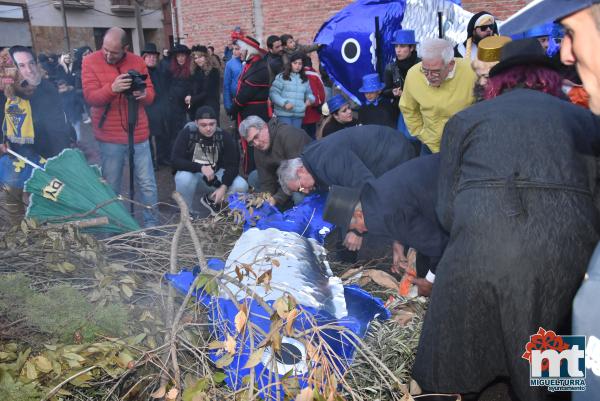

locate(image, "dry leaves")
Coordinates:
223 334 236 355
295 386 314 401
243 347 265 369
234 306 248 333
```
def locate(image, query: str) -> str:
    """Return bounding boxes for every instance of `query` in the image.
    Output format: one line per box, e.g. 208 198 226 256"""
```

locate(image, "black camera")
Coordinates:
125 69 147 95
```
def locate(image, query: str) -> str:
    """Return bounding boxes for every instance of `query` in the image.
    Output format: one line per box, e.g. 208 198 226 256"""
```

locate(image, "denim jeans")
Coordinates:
174 168 248 211
277 116 303 128
98 139 159 227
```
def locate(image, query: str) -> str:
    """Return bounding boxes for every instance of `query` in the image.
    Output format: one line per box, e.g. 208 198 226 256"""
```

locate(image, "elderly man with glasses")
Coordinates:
238 115 311 208
400 38 476 154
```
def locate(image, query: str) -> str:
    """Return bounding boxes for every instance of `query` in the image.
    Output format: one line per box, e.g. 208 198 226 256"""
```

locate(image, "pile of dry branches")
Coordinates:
0 192 425 401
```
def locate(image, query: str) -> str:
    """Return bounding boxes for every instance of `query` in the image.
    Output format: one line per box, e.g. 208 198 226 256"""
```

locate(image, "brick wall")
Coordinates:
178 0 529 58
461 0 529 20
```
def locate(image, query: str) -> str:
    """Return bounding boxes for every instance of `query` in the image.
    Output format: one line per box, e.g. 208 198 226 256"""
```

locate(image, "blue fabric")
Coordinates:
358 73 386 93
392 29 418 45
223 57 243 112
227 192 333 244
326 94 348 114
315 0 406 105
0 147 46 189
165 265 390 397
397 111 418 142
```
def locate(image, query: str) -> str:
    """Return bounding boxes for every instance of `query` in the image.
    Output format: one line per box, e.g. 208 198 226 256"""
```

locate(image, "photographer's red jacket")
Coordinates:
82 51 155 144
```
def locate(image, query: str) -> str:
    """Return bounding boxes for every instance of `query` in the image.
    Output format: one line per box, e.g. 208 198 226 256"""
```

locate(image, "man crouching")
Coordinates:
171 106 248 216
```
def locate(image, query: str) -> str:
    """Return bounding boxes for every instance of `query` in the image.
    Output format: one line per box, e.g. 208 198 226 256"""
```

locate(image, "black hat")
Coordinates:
141 42 160 56
195 105 217 120
171 43 191 55
489 38 557 77
323 185 362 233
191 45 208 53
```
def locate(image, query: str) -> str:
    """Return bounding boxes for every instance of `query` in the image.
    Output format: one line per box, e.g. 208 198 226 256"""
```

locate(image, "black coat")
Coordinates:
382 52 420 98
361 154 447 270
145 66 167 137
189 67 220 123
171 123 240 188
413 89 600 400
357 99 397 129
232 55 271 122
321 117 359 138
301 125 416 191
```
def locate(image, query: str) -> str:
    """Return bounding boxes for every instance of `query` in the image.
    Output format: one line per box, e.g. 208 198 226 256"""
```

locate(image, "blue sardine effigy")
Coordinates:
315 0 472 104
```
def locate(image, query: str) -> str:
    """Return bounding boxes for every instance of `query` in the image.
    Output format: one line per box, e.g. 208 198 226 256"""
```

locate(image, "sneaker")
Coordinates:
200 194 222 216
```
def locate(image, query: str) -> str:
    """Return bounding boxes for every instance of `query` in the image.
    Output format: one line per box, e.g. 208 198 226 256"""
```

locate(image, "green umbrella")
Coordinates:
24 148 140 233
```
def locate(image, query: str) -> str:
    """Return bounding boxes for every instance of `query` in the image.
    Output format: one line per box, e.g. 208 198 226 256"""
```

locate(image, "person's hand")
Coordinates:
284 102 294 111
201 165 215 182
133 89 146 100
392 87 402 97
305 99 312 107
111 73 132 93
0 142 9 155
211 185 227 204
267 196 277 206
391 241 408 274
343 231 363 251
413 278 433 297
58 83 68 93
185 95 192 105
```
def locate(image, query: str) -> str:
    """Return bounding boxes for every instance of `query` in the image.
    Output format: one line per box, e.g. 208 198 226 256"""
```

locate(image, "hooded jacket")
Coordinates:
82 51 155 144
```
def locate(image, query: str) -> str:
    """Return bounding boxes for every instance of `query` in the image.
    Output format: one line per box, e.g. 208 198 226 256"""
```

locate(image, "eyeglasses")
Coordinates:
477 25 494 31
420 66 444 77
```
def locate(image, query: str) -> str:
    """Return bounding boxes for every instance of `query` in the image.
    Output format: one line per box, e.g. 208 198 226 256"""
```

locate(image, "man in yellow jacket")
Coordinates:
400 38 476 153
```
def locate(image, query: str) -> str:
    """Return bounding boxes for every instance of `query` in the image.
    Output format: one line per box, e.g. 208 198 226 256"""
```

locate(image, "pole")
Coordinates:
59 0 71 53
374 16 383 76
438 11 443 38
127 96 139 214
135 0 145 52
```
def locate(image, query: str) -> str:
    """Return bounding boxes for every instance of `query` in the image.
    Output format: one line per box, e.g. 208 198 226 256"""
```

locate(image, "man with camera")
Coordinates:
82 27 159 227
171 106 248 216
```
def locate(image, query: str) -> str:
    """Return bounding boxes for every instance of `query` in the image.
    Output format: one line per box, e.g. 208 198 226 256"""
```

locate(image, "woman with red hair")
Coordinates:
164 44 192 164
412 39 600 401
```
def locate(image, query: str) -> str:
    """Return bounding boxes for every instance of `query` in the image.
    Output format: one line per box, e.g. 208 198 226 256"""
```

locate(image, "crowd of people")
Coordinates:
1 3 600 399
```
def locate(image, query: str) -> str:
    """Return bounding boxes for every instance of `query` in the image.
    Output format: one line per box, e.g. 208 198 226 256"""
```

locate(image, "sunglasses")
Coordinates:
477 25 494 31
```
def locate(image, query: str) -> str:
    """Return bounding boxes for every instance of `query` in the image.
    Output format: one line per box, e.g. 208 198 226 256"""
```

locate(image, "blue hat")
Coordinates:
500 0 600 36
358 73 385 93
327 95 349 114
391 29 418 45
522 22 554 38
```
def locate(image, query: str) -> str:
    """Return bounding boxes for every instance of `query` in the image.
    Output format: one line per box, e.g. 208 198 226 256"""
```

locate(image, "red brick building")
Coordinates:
176 0 528 57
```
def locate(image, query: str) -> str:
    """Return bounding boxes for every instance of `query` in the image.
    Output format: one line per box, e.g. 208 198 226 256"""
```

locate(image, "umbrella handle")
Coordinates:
5 148 43 170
